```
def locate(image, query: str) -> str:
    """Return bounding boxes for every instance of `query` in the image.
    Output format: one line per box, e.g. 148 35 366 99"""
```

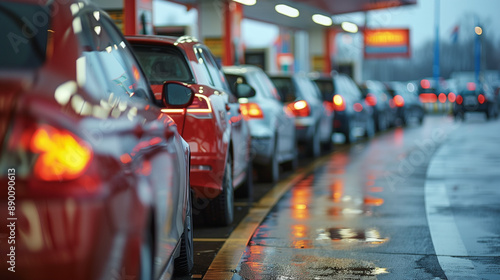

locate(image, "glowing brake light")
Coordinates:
419 93 437 103
353 103 363 112
456 95 463 105
438 93 447 103
333 95 346 111
394 95 405 107
30 125 93 181
467 82 476 91
448 92 456 103
287 100 310 117
421 79 430 89
240 102 264 119
478 94 485 104
365 93 377 106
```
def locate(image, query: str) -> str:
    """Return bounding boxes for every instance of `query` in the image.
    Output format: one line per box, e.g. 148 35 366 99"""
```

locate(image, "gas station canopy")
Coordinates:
171 0 416 29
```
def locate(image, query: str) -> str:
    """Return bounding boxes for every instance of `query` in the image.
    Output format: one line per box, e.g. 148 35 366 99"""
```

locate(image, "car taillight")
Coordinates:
287 100 310 117
394 95 405 107
240 102 264 119
438 93 447 103
448 92 456 103
478 94 485 104
365 93 377 106
333 95 346 111
419 93 437 103
456 95 463 105
28 125 93 181
353 103 363 112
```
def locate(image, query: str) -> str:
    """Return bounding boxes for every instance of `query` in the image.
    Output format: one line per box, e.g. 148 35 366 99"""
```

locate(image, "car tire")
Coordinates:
139 223 154 280
282 142 299 172
207 155 234 227
343 120 354 144
307 127 321 157
364 117 375 139
376 112 387 132
259 141 279 183
486 105 492 120
235 161 253 199
174 195 194 276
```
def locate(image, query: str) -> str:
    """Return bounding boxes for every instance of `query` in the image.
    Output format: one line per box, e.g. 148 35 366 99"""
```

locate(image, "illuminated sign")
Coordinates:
364 28 410 59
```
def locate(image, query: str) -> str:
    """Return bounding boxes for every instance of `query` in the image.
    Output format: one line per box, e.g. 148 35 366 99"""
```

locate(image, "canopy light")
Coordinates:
341 22 358 33
275 4 299 18
312 14 333 26
233 0 256 5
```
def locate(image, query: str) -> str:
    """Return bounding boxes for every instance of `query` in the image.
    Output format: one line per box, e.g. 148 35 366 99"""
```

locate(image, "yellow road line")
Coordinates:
194 238 227 242
202 152 335 280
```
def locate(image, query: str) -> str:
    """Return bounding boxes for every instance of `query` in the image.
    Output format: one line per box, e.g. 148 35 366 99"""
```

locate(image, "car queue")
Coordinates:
0 1 431 279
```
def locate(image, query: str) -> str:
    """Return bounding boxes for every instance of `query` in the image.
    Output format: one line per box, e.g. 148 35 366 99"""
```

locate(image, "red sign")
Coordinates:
364 28 410 59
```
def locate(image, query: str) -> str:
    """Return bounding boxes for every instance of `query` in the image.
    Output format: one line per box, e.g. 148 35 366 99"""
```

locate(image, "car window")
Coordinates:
0 2 49 69
225 73 247 96
248 72 271 99
270 77 296 102
78 12 151 102
132 45 194 85
314 79 335 102
345 77 362 100
197 47 224 89
257 71 281 101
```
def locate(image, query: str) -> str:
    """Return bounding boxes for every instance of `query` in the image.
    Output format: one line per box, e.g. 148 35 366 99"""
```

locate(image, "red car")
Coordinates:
1 0 193 279
127 35 254 226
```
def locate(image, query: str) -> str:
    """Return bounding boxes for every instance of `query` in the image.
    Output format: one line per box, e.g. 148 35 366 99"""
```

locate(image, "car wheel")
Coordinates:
235 161 253 199
343 120 354 144
282 141 299 172
207 155 234 226
376 113 387 131
307 127 321 157
174 197 194 276
259 141 279 183
139 224 154 280
486 105 492 120
364 117 375 139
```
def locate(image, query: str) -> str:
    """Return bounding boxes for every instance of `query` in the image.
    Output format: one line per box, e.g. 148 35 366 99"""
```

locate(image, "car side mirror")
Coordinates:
162 81 195 108
235 83 256 98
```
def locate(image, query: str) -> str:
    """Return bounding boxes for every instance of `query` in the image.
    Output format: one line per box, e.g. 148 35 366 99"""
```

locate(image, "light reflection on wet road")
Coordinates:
231 115 500 280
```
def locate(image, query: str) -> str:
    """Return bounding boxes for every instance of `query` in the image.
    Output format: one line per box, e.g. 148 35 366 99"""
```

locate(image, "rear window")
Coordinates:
270 77 296 102
313 79 335 101
0 2 50 69
132 45 194 85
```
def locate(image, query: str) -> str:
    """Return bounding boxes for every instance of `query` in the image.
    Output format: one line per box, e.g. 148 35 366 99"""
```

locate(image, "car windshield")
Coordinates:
0 2 50 69
132 45 194 85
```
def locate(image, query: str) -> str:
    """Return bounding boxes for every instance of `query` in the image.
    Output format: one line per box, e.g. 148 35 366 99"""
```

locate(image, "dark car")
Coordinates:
0 0 194 279
454 82 499 120
127 35 254 226
269 73 334 156
310 73 374 144
385 81 425 125
358 80 397 131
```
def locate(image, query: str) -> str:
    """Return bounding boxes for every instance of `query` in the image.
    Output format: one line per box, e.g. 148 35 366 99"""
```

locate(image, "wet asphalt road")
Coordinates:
177 113 500 280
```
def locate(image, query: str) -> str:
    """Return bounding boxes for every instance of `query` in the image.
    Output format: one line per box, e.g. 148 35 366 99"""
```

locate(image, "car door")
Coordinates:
255 70 295 156
80 13 186 276
197 47 249 184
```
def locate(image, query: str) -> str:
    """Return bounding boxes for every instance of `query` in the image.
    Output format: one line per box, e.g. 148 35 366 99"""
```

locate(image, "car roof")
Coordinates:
126 35 200 48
